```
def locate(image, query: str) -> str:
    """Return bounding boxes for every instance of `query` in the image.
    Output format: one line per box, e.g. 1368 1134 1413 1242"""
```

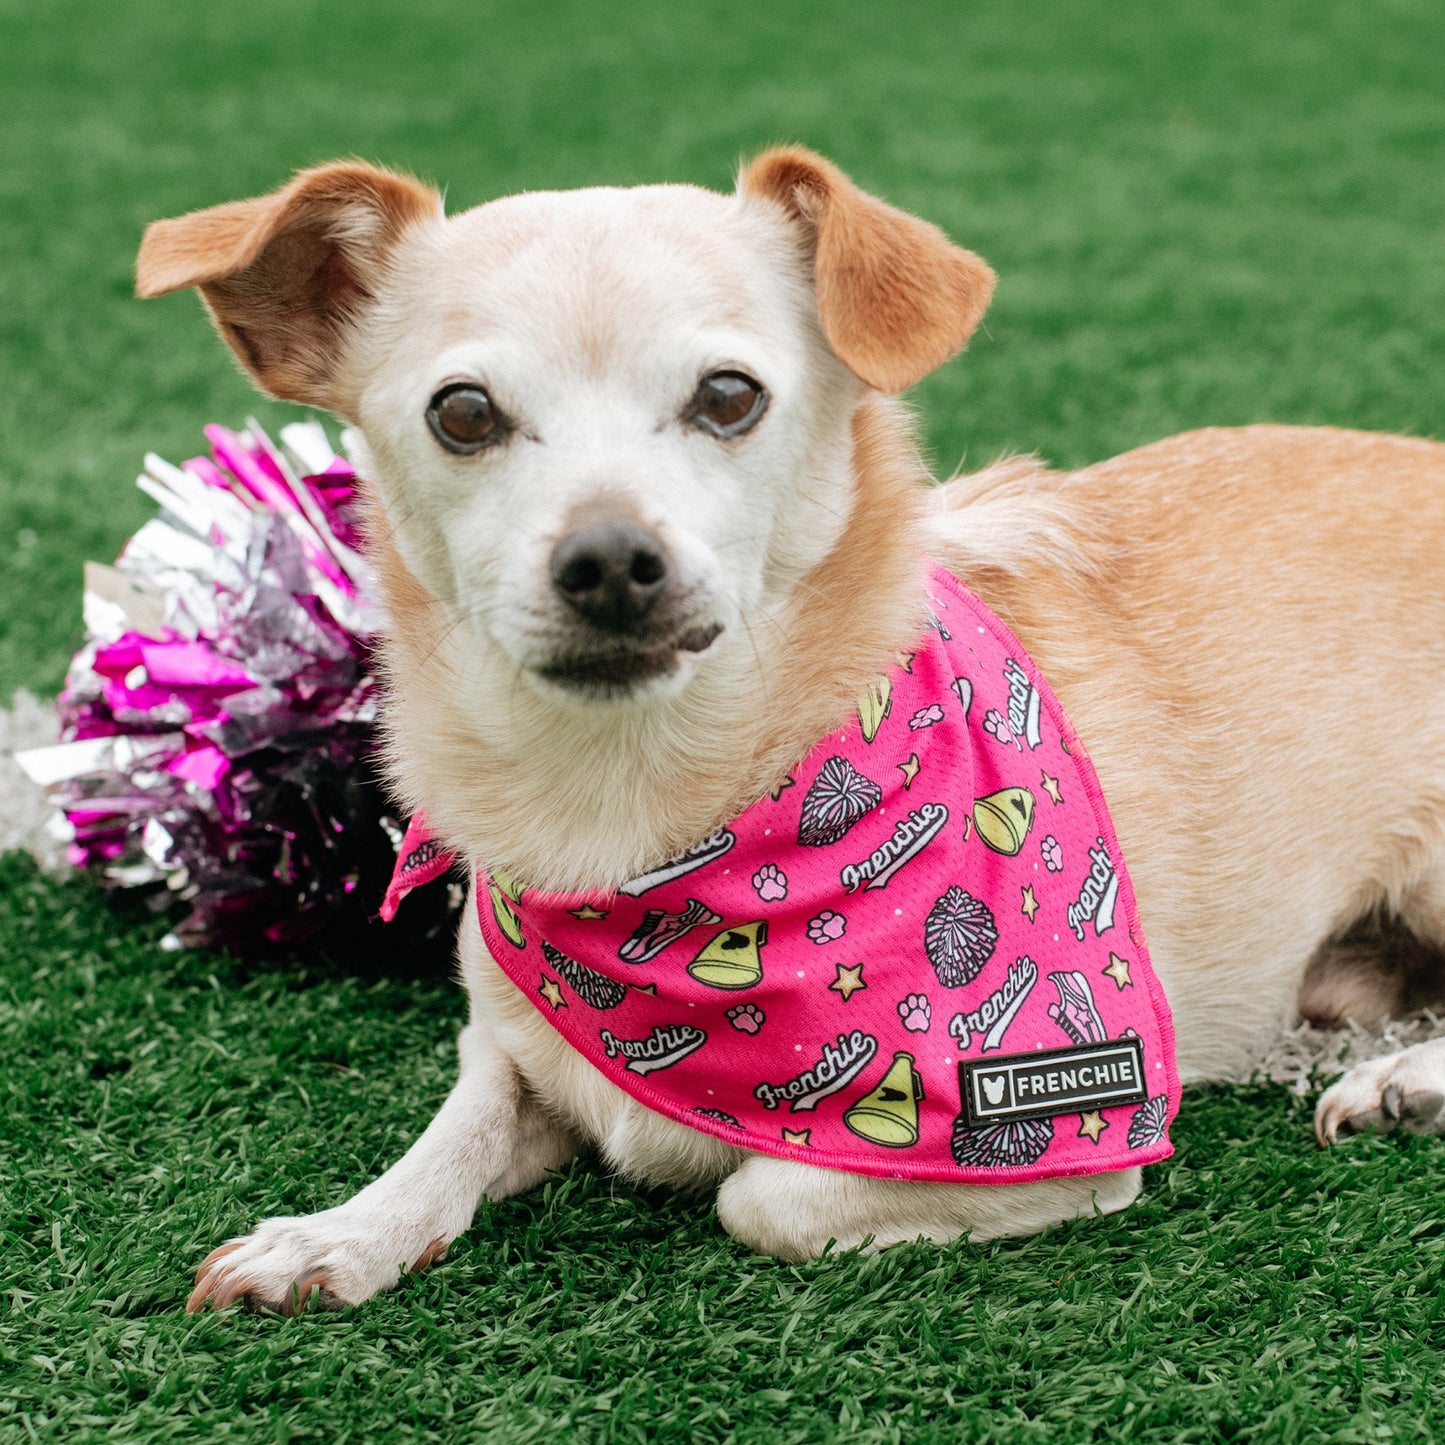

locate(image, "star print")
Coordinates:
830 963 866 1001
538 976 565 1010
1060 738 1072 756
633 982 658 996
781 1128 812 1147
1102 953 1133 990
1077 1111 1108 1144
898 753 921 790
1020 884 1040 923
769 775 796 801
1041 771 1063 806
895 651 916 674
569 904 608 921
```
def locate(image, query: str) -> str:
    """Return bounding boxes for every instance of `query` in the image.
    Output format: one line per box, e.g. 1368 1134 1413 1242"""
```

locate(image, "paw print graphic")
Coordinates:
909 703 945 731
1041 834 1064 872
752 863 788 902
983 709 1017 748
727 1002 765 1034
898 993 932 1033
807 910 847 944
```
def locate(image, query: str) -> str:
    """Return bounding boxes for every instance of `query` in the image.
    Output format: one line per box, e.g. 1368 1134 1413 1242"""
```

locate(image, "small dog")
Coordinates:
137 149 1445 1312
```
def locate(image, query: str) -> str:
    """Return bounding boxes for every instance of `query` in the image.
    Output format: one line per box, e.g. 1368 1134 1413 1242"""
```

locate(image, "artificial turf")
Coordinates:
2 0 1444 1439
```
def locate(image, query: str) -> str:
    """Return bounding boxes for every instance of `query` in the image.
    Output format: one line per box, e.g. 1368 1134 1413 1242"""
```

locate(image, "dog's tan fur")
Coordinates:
139 151 1445 1310
931 424 1445 1080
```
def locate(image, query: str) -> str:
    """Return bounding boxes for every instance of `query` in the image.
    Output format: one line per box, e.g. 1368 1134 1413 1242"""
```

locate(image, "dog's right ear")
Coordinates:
136 162 442 413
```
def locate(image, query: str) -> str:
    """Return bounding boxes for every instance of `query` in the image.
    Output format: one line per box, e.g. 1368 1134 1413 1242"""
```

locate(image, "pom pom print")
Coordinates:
924 886 998 988
797 756 882 847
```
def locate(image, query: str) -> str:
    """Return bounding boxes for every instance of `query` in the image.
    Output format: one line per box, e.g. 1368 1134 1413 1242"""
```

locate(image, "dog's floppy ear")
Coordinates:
136 162 442 412
739 147 995 393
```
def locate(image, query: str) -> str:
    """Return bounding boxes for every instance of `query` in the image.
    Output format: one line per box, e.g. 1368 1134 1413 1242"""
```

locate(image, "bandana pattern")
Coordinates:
384 564 1180 1184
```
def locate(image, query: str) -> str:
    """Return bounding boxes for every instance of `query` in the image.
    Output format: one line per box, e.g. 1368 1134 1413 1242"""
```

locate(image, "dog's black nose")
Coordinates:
550 517 671 632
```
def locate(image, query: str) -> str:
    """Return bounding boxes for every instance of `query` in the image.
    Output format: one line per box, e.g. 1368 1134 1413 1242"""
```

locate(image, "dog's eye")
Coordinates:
687 371 767 439
427 384 501 454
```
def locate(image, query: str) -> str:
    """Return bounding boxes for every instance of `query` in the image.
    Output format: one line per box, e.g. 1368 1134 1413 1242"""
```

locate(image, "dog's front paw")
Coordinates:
186 1209 448 1314
1314 1041 1445 1145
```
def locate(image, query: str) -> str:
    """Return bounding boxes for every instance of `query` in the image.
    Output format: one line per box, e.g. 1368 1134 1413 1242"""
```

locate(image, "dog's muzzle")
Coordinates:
539 508 723 697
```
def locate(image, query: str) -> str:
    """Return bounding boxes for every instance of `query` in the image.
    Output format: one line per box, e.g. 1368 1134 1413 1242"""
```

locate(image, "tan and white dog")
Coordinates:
136 149 1445 1312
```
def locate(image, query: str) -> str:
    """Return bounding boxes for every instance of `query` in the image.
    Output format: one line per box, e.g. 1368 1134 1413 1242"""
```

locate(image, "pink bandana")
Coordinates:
384 564 1179 1184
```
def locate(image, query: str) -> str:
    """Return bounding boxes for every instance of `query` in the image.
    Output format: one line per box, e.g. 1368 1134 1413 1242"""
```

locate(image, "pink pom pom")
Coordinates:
20 419 459 957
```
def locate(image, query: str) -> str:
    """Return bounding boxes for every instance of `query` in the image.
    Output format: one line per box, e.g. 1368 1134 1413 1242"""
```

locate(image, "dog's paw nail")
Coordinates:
409 1236 449 1273
1382 1084 1403 1121
186 1240 249 1312
261 1275 348 1317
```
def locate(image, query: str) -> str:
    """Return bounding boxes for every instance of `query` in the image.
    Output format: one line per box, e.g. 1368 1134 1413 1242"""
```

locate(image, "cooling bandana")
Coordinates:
384 564 1181 1184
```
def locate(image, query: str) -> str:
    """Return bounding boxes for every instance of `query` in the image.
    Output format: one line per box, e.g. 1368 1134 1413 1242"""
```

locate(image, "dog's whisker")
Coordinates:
386 600 511 689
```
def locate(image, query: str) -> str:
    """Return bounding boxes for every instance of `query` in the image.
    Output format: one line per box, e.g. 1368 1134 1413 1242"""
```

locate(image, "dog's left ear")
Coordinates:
739 147 995 393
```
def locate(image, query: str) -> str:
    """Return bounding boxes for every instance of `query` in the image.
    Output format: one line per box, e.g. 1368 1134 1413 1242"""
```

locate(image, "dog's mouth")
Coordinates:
534 621 724 700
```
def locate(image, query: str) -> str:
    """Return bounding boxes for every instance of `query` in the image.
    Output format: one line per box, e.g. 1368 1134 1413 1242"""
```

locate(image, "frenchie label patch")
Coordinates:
959 1039 1147 1126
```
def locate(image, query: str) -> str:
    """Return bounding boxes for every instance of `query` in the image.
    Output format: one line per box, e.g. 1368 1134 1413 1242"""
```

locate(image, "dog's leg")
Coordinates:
1297 925 1412 1027
187 1022 576 1313
715 1155 1140 1261
1316 852 1445 1144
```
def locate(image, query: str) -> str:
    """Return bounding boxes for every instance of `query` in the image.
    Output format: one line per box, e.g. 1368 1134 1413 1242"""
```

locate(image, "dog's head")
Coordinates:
137 151 994 711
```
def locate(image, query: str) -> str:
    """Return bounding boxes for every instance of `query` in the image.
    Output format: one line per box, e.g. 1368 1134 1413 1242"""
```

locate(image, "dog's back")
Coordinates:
932 424 1445 1077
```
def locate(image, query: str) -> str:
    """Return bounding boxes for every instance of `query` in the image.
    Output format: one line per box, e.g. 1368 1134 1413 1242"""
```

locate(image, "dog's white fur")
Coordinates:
135 152 1445 1312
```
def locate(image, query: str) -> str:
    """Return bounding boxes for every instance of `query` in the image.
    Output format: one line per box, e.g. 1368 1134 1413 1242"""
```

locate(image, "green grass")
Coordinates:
3 0 1445 1439
7 851 1445 1443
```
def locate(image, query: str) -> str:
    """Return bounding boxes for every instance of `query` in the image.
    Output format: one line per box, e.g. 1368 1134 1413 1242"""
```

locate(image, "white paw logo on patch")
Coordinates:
981 1075 1007 1106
